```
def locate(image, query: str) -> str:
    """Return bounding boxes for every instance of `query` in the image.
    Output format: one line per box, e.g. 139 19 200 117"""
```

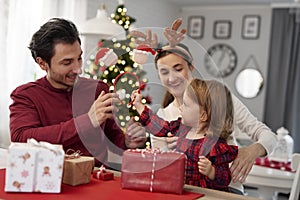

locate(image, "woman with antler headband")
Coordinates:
130 18 277 195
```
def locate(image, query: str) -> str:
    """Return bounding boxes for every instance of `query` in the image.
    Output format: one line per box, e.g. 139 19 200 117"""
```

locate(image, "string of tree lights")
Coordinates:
84 3 151 129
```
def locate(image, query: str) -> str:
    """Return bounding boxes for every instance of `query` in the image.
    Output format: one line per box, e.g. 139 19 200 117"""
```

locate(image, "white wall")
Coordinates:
86 0 180 28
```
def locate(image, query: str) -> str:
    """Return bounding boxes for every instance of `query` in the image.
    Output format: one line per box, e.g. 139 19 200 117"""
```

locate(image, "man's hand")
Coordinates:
88 91 120 128
125 118 147 148
230 143 266 183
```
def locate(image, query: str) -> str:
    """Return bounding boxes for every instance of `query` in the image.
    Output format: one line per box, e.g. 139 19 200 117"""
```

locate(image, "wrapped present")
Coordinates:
121 149 186 194
62 150 94 186
5 139 65 193
92 165 114 181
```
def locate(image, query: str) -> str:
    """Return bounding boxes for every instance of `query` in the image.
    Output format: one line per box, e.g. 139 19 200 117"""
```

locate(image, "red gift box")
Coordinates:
121 149 186 194
93 169 114 181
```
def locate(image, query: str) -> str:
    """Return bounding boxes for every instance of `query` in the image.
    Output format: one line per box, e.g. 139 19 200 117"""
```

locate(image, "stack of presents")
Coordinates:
4 139 186 194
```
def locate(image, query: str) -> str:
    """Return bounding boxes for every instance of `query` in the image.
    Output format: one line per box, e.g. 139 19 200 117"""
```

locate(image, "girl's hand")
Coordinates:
198 156 215 180
166 132 178 150
131 90 144 114
131 89 142 105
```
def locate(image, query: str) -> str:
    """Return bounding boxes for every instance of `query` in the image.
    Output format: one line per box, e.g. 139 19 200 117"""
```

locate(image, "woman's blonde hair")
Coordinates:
186 79 234 140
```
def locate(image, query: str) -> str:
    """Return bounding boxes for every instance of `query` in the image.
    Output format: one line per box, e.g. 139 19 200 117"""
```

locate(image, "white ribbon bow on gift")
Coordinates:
27 138 63 155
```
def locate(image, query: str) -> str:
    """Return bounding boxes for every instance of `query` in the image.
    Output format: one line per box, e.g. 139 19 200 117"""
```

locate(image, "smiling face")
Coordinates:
37 41 83 90
156 53 192 100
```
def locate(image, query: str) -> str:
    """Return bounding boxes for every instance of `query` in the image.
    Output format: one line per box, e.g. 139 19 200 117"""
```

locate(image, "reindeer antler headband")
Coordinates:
130 18 193 65
94 18 192 66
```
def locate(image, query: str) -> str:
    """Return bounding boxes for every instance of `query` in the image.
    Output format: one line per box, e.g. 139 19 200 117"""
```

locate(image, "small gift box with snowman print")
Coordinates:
5 138 64 193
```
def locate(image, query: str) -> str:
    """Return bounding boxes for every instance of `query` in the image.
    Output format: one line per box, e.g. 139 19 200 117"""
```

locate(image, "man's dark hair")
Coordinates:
28 18 81 66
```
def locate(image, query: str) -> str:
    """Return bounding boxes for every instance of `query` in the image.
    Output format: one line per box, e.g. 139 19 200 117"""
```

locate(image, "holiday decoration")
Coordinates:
94 48 118 66
121 149 186 194
132 44 156 64
92 165 114 181
84 3 151 129
62 150 94 186
5 139 65 193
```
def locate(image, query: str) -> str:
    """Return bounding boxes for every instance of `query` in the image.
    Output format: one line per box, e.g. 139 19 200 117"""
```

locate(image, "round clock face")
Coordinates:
204 43 238 77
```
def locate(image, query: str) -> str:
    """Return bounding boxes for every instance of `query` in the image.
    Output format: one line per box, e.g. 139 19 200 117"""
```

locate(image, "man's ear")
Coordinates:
36 57 48 71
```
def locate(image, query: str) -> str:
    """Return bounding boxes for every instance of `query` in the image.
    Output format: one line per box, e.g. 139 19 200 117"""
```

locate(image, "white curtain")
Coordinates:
0 0 87 148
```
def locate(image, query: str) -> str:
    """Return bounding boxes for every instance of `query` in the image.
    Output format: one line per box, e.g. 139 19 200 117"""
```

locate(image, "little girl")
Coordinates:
131 78 238 192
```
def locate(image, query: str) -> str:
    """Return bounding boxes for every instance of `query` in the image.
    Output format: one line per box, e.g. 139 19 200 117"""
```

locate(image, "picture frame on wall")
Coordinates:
213 20 232 39
242 15 261 39
187 16 204 39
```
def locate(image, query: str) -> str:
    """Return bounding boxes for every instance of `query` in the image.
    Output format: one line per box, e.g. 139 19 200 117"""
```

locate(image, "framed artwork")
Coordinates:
242 15 261 39
187 16 204 39
213 20 232 39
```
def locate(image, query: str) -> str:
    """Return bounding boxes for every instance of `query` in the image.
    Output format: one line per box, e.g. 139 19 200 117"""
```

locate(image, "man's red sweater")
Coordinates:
10 76 126 165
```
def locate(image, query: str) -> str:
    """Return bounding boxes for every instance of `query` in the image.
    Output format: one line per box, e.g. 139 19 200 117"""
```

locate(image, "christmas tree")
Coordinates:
84 3 151 130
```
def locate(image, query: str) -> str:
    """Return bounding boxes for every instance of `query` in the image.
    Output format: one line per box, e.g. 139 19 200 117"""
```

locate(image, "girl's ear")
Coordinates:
36 57 48 71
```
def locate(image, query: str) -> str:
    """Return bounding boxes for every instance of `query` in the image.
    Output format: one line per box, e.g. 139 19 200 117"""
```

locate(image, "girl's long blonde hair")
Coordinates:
186 79 234 140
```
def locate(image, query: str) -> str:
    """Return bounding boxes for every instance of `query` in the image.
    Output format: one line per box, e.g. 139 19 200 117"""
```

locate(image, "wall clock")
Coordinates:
204 43 238 77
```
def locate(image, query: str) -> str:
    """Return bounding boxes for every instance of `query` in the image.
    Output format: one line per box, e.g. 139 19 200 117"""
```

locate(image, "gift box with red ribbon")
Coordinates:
121 149 186 194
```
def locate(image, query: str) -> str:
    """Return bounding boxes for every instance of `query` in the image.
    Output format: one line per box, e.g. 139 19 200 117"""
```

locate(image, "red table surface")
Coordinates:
0 169 203 200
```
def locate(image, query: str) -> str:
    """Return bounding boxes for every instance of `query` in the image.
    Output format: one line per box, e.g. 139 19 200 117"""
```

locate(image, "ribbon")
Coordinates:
27 138 63 155
94 165 106 179
128 148 160 192
149 151 157 192
64 149 82 159
128 149 185 192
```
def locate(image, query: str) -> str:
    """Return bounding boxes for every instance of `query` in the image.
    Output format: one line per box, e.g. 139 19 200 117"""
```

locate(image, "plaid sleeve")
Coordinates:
206 141 238 188
139 106 181 137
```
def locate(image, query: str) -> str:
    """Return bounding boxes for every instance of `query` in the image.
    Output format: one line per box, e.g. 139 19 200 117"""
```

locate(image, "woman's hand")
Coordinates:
230 143 266 183
198 156 215 180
